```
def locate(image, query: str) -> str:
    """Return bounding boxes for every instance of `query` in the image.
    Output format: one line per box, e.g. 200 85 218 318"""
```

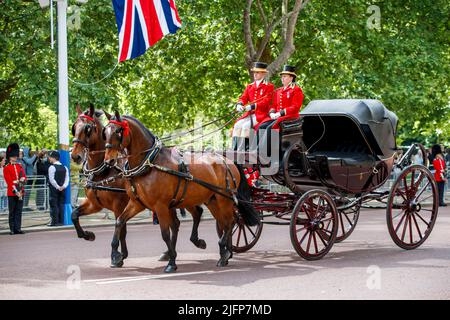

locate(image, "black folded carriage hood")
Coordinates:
300 99 398 158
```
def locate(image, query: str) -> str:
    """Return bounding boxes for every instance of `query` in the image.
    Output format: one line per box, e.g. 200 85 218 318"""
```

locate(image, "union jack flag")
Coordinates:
112 0 182 62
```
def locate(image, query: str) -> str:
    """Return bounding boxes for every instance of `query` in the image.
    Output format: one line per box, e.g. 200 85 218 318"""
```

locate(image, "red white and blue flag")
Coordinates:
112 0 182 62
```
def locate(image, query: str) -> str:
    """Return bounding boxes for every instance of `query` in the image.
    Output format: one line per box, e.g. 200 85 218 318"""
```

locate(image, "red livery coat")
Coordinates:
236 80 275 123
433 158 446 182
3 163 26 197
255 83 304 130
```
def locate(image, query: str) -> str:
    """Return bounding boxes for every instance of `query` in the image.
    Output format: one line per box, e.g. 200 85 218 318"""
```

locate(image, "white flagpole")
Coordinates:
56 0 72 225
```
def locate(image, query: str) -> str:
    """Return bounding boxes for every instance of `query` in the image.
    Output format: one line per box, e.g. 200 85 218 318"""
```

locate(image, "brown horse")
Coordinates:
102 111 260 272
71 104 207 267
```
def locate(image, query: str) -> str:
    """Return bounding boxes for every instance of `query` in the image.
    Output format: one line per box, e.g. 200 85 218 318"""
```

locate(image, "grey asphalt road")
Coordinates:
0 206 449 300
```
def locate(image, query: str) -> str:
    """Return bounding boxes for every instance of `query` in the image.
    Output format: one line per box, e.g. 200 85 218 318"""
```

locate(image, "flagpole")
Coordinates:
56 0 72 225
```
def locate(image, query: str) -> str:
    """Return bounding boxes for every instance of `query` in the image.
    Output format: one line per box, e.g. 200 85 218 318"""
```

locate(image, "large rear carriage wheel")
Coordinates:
290 190 338 260
216 212 263 253
387 165 438 250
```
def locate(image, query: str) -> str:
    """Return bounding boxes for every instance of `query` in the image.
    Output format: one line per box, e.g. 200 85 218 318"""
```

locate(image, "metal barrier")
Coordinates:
0 174 84 214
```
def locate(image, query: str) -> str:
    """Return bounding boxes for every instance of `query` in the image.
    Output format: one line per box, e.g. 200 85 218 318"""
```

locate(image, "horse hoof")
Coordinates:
216 259 228 267
197 239 207 250
158 252 170 261
122 252 128 260
84 231 96 241
164 264 177 273
111 252 123 268
110 260 124 268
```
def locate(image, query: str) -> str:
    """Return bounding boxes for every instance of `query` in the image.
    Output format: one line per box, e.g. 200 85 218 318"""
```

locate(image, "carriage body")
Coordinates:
266 99 399 196
229 99 438 260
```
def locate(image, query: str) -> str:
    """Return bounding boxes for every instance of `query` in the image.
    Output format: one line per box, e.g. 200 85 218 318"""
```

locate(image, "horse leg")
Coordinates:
158 208 176 261
188 206 206 249
119 222 128 260
71 200 101 241
110 200 144 268
205 198 235 267
156 206 178 273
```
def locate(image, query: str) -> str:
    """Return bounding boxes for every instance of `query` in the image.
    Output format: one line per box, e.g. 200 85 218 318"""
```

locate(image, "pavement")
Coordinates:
0 205 448 300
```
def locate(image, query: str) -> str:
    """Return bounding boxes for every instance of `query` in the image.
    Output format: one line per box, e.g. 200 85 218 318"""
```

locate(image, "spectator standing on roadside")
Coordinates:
19 147 37 211
47 151 69 226
3 143 26 234
432 144 447 207
0 153 7 211
36 149 50 211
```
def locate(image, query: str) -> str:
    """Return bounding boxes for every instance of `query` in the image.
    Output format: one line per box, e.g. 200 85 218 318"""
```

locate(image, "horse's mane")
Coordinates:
121 115 157 143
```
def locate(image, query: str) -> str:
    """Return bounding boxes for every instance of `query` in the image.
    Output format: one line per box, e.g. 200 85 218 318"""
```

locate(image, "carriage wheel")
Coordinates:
335 202 361 243
290 190 338 260
216 213 263 253
386 164 439 250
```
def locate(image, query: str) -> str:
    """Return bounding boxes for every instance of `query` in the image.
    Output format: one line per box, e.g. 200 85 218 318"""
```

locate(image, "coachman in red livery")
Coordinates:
232 62 274 151
257 65 304 159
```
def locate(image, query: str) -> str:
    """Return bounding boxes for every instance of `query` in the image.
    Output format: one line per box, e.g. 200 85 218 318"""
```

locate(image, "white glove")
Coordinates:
244 104 253 111
235 104 244 112
270 112 281 120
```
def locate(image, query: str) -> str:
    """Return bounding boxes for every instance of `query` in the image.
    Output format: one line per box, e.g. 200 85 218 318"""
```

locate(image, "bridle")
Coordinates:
104 117 162 178
72 114 97 149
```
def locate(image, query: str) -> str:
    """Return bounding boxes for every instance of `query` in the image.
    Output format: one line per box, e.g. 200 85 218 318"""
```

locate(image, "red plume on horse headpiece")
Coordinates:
109 119 130 137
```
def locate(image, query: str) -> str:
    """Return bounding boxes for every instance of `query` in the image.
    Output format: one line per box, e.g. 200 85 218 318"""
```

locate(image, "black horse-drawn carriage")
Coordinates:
226 99 439 260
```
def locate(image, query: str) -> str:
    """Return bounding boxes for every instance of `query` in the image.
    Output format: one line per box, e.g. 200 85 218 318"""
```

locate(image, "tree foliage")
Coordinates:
0 0 448 148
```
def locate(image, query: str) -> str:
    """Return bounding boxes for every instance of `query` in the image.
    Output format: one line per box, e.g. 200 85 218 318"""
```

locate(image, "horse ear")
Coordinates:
104 110 112 120
114 110 122 122
76 102 82 115
88 103 95 117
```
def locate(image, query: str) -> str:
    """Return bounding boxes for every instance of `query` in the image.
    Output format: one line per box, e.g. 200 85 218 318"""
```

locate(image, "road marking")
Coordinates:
84 269 239 285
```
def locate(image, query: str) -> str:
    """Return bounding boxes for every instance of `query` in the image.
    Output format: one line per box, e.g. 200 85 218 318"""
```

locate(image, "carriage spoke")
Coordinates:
414 181 431 202
296 226 307 233
339 211 345 235
312 232 319 254
411 212 423 240
299 230 310 246
232 224 239 236
394 211 407 233
401 213 409 241
409 214 413 243
242 226 249 245
415 193 433 205
236 225 242 247
306 231 312 253
413 172 425 190
245 224 257 238
410 169 415 189
316 229 328 247
341 210 354 226
393 208 406 220
414 212 430 227
396 188 408 202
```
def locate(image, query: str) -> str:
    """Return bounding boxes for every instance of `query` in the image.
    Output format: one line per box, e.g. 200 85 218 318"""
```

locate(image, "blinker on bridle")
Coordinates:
104 119 130 150
72 114 98 147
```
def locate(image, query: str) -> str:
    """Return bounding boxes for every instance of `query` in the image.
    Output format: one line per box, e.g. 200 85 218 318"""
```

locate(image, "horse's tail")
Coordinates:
235 165 261 227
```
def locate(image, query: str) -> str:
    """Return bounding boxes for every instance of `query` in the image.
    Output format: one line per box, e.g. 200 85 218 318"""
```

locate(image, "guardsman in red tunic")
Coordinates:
3 143 27 235
257 65 304 160
232 62 274 151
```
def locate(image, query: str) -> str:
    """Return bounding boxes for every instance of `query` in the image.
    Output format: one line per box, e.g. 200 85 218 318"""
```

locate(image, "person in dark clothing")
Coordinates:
35 149 50 210
47 151 69 226
3 143 27 235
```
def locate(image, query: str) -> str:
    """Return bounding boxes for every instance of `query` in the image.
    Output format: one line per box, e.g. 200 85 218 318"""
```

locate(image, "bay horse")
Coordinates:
102 110 260 272
71 104 206 267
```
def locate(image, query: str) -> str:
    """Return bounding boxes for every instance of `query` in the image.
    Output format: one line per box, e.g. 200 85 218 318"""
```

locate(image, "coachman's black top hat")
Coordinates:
6 143 20 159
251 62 269 73
279 65 297 77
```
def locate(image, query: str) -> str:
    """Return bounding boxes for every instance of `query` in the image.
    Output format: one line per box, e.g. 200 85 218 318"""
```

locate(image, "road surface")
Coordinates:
0 206 449 299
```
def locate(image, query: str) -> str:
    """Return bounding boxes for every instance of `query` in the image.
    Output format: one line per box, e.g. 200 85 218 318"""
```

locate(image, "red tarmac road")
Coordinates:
0 207 449 300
